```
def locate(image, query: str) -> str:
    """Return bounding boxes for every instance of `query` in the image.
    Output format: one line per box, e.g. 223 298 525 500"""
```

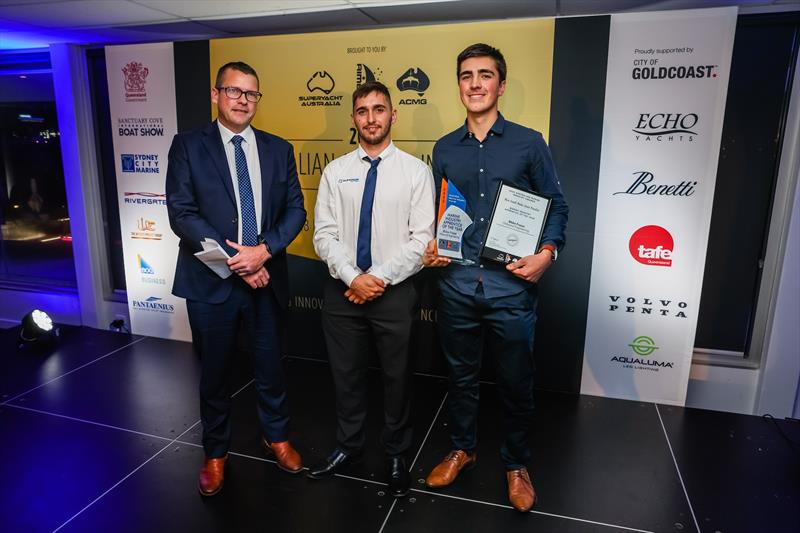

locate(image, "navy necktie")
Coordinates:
357 156 381 272
231 135 258 246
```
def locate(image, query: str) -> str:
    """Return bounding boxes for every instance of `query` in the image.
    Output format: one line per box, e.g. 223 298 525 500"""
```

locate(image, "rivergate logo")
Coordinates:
629 225 673 267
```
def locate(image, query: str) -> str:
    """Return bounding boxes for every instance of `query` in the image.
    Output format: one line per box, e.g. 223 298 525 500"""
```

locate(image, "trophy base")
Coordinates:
448 257 476 266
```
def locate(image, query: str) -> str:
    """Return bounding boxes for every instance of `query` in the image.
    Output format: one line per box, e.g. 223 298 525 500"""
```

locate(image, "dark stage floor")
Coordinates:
1 326 798 533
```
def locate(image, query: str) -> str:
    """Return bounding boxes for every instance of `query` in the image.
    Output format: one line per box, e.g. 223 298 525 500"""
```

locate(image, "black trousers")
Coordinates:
322 277 417 457
437 281 537 470
187 280 289 458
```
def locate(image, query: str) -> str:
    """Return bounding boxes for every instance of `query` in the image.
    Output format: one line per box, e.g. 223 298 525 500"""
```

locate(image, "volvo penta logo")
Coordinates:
396 67 430 105
608 295 688 319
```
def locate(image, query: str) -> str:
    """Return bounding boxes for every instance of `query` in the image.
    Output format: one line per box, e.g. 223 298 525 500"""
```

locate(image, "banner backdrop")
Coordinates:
580 7 737 404
105 43 191 341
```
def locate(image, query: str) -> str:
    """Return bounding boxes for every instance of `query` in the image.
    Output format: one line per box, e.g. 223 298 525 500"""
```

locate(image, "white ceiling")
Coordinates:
0 0 798 50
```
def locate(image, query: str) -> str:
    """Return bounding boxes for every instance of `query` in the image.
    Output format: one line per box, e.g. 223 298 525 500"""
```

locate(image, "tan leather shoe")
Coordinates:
506 467 536 512
262 438 303 474
425 450 477 488
198 455 227 496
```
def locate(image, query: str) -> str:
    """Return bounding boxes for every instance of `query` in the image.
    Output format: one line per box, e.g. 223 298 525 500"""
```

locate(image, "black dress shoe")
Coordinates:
387 456 410 498
307 448 360 479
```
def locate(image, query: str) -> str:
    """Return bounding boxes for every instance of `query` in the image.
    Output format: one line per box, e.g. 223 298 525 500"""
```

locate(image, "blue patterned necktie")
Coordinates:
356 156 381 272
231 135 258 246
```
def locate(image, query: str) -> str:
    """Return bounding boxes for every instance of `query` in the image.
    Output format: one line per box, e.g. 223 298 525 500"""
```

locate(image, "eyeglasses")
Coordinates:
216 86 263 103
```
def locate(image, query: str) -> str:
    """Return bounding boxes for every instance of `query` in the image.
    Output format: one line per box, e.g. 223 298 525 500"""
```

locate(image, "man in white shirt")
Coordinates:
309 81 435 498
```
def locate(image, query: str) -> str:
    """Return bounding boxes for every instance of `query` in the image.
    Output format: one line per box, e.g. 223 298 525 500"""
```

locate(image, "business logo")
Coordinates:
629 225 673 267
137 254 167 285
131 296 174 314
122 61 149 102
356 64 382 87
131 218 163 241
633 113 698 142
121 153 160 174
123 192 167 206
396 67 430 105
613 171 697 197
632 62 717 80
608 295 688 319
610 335 674 371
299 71 343 107
117 117 164 137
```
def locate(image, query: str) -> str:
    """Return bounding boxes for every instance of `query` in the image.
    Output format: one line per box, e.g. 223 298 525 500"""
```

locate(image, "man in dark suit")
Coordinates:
166 61 306 496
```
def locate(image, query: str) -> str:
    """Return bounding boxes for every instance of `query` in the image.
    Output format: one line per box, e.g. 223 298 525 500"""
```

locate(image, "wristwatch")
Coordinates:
538 244 557 262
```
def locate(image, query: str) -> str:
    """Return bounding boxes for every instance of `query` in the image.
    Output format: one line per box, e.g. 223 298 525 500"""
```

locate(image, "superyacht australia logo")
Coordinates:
610 336 674 371
121 153 160 174
356 64 382 87
396 67 430 105
124 192 166 206
299 71 342 107
131 296 174 314
117 117 164 137
130 218 163 241
122 61 149 102
137 254 166 285
633 113 698 142
629 225 673 267
613 171 697 197
607 295 688 319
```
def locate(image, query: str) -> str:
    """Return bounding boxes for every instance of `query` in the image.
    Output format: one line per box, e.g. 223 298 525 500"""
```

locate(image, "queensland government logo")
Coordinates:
633 113 698 142
629 225 673 267
121 153 160 174
131 218 163 241
608 295 688 319
131 296 174 314
124 192 166 206
610 336 674 371
122 61 149 102
299 71 342 107
613 171 696 197
396 67 430 105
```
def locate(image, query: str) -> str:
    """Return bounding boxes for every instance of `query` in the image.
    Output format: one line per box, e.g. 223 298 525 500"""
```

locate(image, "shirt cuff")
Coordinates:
341 265 362 288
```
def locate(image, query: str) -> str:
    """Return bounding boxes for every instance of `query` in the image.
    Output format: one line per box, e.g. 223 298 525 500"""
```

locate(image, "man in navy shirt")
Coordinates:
423 43 568 512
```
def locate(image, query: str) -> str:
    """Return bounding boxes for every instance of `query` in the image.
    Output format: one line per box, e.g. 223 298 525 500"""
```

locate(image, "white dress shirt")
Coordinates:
313 142 435 287
217 122 263 244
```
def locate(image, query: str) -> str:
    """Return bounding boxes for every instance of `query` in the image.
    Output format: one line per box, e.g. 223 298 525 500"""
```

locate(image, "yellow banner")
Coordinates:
210 18 555 259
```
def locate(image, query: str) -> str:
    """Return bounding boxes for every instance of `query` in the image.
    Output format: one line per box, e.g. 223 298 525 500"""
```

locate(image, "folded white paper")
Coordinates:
194 238 232 279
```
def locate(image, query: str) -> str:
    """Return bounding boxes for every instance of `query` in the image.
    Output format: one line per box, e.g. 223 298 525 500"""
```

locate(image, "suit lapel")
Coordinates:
255 129 273 227
202 122 236 207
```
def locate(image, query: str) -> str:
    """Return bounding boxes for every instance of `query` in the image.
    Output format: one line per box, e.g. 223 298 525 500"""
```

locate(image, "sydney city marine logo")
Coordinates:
122 61 149 101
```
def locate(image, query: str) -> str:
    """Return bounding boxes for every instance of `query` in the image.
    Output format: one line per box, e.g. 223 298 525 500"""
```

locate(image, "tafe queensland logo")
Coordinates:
629 225 673 267
396 67 430 105
122 61 149 102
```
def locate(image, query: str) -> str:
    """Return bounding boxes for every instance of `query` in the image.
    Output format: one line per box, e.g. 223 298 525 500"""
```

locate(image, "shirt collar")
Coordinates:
357 141 396 162
459 112 507 141
217 121 255 146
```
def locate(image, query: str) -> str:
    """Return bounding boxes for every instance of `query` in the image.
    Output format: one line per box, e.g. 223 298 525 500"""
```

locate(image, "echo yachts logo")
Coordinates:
629 225 673 267
633 113 698 142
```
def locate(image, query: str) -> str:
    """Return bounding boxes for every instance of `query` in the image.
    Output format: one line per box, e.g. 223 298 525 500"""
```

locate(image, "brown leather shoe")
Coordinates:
262 438 303 474
506 467 536 512
198 455 227 496
425 450 477 488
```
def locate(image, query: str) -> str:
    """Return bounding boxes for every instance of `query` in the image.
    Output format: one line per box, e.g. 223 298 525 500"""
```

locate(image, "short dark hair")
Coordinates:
352 81 392 109
215 61 259 88
456 43 507 82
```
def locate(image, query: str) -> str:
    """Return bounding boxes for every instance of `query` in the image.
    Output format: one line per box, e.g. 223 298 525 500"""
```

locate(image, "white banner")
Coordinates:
580 7 737 404
106 43 190 342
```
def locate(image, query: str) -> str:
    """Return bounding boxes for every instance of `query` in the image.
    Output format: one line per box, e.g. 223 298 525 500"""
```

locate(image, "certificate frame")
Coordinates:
480 182 551 264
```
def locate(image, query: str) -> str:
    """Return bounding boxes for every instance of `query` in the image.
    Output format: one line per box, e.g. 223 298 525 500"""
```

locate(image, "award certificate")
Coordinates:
436 177 474 264
481 183 551 264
